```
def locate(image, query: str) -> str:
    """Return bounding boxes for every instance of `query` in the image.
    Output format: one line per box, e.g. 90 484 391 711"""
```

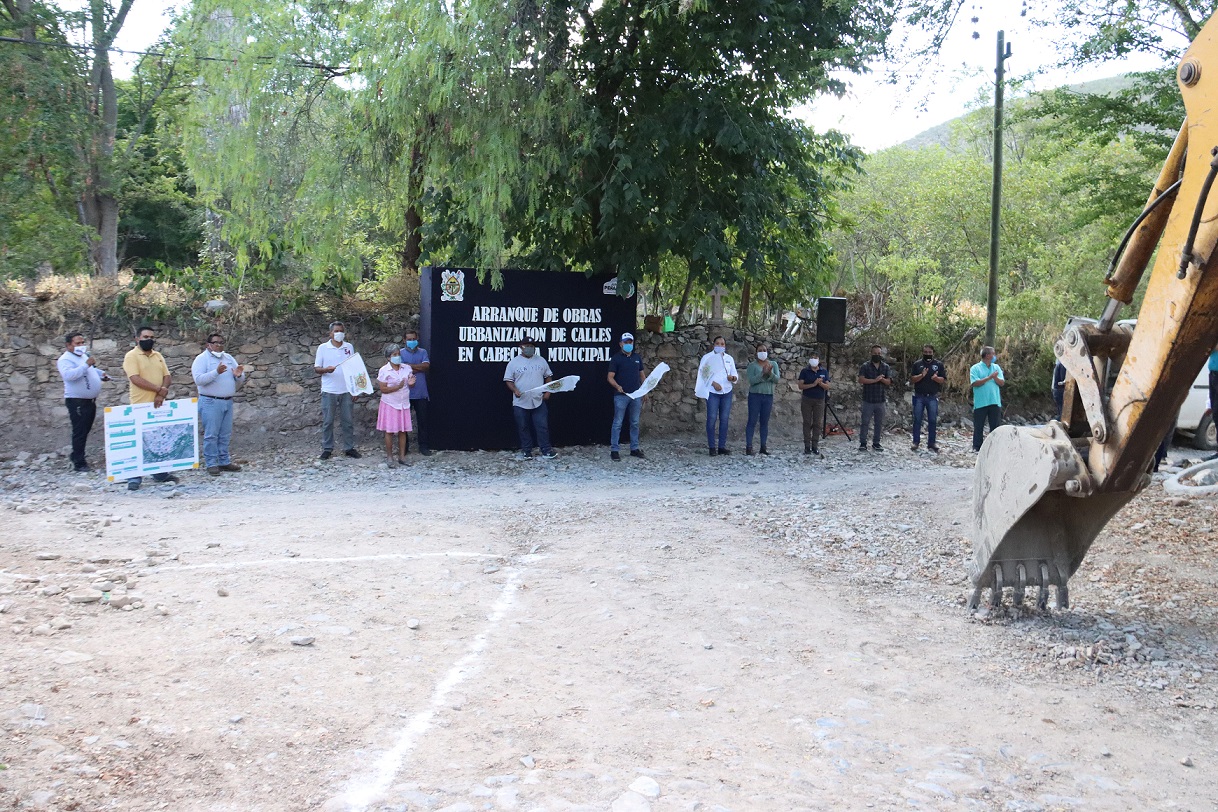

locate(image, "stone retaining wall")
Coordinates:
0 312 985 455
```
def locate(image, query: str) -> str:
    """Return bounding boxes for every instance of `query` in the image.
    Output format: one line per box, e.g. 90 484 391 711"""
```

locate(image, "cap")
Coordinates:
621 332 634 341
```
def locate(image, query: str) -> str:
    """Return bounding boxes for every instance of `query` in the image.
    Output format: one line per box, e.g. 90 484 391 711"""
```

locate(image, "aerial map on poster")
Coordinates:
103 399 200 481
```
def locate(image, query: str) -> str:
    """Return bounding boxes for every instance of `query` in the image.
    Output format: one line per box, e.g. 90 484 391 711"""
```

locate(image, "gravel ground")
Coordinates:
0 426 1215 811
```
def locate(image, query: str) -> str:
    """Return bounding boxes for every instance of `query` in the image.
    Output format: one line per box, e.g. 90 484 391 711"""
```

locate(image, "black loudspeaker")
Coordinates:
816 297 847 344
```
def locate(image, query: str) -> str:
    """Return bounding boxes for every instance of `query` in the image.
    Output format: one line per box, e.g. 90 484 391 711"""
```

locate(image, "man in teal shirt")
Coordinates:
970 346 1005 451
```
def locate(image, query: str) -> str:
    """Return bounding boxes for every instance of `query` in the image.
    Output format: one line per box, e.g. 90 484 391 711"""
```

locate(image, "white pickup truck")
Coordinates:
1176 366 1215 450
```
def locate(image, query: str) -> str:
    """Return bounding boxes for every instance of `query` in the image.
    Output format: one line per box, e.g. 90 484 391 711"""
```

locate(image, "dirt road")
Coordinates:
1 433 1215 811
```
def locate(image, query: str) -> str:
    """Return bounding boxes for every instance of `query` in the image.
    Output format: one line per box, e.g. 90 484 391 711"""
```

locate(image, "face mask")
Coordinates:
209 350 223 359
923 353 933 360
521 346 535 358
72 346 87 357
333 332 345 343
389 357 401 367
809 359 819 368
871 354 882 364
713 346 725 354
138 338 155 351
622 343 634 353
405 340 419 350
756 352 768 361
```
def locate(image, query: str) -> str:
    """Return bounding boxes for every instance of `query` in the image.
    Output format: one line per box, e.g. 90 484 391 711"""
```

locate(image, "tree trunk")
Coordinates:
81 0 133 277
675 268 695 327
401 141 425 273
738 280 751 329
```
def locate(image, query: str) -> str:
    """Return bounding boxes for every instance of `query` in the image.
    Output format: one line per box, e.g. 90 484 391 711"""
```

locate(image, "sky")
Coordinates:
95 0 1169 153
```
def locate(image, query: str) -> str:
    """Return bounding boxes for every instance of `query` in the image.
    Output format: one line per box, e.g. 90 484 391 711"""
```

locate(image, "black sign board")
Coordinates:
419 268 638 451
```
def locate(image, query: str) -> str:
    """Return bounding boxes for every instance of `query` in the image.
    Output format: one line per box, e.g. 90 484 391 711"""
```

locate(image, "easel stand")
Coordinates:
821 343 853 440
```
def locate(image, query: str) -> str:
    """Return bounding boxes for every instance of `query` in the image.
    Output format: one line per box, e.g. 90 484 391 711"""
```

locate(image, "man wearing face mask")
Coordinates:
398 329 432 456
745 343 780 455
857 344 892 451
314 321 360 460
192 333 247 476
910 344 945 453
504 338 557 459
970 345 1005 452
797 354 830 455
57 331 111 472
607 332 646 461
122 326 179 490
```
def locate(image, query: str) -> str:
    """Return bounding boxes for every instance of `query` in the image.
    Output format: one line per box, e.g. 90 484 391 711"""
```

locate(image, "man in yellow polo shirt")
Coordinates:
122 326 180 491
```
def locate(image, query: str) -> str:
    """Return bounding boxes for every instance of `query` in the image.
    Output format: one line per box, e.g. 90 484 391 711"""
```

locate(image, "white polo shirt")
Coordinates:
315 340 355 394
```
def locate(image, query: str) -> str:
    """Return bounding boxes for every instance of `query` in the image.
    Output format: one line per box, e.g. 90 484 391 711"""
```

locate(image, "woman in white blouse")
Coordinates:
694 336 739 455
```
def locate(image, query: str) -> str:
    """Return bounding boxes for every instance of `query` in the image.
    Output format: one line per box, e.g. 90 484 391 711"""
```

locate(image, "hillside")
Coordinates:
899 74 1137 150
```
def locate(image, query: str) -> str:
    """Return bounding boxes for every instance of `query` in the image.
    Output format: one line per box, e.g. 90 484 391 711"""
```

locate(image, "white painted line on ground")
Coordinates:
164 550 498 572
0 551 499 582
334 568 522 812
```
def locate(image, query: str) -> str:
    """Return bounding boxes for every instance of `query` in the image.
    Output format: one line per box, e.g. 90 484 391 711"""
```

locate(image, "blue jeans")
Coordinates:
706 391 733 449
912 395 938 447
514 403 552 454
321 392 355 452
611 394 641 451
199 396 234 467
745 393 773 449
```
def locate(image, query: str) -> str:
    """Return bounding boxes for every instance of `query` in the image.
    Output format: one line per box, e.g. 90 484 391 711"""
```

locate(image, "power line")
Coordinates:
0 35 353 74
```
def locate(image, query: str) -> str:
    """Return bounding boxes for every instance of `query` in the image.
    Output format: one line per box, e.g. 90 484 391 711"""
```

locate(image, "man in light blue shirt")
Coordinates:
191 333 247 476
398 329 432 456
970 345 1005 452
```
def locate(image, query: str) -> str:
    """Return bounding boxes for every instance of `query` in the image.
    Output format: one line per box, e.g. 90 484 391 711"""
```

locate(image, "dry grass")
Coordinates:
0 271 420 336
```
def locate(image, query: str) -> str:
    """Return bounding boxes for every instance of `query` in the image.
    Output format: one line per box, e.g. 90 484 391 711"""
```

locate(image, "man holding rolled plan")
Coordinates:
606 332 647 461
314 321 360 460
504 337 557 460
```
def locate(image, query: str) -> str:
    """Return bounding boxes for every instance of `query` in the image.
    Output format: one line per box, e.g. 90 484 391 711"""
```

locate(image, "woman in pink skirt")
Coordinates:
376 345 416 467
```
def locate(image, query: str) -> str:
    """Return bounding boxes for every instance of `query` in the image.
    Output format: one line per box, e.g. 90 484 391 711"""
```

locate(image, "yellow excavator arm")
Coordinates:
970 14 1218 610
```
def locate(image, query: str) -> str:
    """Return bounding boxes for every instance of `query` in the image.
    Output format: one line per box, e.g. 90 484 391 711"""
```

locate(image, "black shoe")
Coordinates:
911 444 920 452
745 447 754 456
630 449 645 459
344 448 362 459
709 448 718 456
611 451 621 461
928 445 940 453
162 474 181 484
127 480 140 491
858 445 867 452
320 450 333 460
74 463 90 472
717 448 730 455
540 450 558 459
804 446 811 455
812 449 821 456
420 449 433 456
872 444 884 451
759 446 769 456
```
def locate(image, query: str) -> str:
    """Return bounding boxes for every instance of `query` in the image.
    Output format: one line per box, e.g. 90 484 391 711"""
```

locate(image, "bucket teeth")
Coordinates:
969 560 1066 612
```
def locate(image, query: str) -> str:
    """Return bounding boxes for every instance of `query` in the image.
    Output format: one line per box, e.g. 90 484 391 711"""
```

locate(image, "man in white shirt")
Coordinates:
313 321 361 460
191 333 247 476
503 338 557 459
56 331 109 472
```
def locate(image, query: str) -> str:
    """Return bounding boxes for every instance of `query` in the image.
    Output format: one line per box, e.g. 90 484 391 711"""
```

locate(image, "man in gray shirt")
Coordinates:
191 333 247 476
503 338 557 459
57 331 110 472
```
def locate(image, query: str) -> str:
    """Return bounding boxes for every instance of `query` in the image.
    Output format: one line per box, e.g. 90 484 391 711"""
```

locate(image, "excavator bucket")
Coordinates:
968 423 1139 610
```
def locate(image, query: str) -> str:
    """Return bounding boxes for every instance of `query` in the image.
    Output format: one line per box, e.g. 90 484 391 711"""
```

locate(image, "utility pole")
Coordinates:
986 30 1010 349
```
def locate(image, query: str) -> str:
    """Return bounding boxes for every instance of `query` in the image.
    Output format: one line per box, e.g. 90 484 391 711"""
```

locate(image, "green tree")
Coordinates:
181 0 967 294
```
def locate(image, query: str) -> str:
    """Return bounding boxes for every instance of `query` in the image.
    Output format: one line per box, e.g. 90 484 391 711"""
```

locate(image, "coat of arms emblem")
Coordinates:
440 270 465 302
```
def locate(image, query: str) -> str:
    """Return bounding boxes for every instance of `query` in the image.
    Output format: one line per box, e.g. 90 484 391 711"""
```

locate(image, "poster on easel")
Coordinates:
103 399 200 482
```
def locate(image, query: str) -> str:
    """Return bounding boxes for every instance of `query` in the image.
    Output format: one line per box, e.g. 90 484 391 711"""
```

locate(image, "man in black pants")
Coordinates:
399 329 433 455
56 332 110 472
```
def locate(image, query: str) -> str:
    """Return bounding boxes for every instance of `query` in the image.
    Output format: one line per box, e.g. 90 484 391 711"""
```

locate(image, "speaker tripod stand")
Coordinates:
820 343 853 441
